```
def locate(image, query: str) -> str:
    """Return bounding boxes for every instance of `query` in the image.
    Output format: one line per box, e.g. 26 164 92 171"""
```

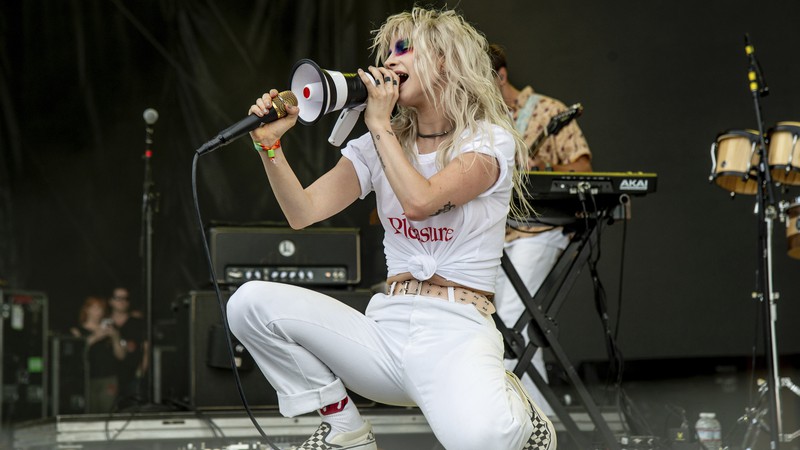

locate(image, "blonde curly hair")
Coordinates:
370 6 532 219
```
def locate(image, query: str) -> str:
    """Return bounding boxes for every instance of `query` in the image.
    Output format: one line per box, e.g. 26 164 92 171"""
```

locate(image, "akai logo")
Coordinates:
620 179 648 191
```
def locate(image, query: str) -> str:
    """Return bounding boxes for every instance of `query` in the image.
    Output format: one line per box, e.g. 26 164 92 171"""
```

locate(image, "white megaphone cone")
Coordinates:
289 59 375 146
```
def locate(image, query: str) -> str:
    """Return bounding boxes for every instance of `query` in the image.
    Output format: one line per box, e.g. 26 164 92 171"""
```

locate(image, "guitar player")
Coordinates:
490 43 593 416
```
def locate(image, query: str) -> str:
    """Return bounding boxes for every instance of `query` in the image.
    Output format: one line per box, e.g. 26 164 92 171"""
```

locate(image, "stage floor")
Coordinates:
10 407 625 449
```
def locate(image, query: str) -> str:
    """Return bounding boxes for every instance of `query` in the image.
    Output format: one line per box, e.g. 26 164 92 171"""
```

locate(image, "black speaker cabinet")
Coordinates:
160 288 373 411
0 289 48 424
50 335 87 415
208 227 361 287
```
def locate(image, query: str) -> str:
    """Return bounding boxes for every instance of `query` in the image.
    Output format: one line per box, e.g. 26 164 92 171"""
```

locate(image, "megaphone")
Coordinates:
289 59 375 146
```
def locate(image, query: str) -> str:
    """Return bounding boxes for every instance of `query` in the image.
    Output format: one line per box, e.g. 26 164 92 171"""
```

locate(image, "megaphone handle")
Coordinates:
328 103 367 147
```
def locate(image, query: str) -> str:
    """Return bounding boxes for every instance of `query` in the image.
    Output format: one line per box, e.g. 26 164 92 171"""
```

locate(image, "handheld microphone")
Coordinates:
196 91 298 155
143 108 159 159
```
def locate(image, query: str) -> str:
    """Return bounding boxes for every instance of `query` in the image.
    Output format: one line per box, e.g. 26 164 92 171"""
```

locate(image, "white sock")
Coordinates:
319 396 364 436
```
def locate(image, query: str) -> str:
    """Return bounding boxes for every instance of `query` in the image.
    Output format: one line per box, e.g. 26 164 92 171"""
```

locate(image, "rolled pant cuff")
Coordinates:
277 378 348 418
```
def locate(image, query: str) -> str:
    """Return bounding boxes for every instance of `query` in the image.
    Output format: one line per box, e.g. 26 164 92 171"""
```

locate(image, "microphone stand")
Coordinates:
745 34 782 449
140 120 158 408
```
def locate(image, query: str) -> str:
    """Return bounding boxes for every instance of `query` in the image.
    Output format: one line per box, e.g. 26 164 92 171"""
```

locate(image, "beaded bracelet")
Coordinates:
253 139 281 163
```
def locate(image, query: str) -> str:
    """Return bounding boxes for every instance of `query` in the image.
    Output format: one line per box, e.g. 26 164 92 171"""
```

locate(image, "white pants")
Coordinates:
494 229 570 416
227 280 536 450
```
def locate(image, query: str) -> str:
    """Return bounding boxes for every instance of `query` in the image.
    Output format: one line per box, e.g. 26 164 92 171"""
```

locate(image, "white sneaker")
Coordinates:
506 370 557 450
291 420 377 450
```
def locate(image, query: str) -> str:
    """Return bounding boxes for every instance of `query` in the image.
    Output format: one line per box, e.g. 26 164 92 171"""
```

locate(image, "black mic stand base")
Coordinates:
738 377 800 448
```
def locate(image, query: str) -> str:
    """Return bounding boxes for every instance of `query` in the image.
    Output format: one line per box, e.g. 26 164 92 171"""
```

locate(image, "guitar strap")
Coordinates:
514 93 541 135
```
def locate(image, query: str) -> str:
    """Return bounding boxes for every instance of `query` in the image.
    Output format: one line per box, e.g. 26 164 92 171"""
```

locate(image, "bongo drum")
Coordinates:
786 198 800 260
710 129 760 194
768 121 800 185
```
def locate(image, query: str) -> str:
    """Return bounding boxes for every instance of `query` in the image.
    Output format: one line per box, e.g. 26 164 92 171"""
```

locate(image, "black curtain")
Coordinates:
3 0 800 359
0 0 412 331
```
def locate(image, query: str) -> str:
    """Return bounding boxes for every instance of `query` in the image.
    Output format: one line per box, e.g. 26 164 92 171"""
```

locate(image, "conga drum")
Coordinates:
768 121 800 185
710 129 760 194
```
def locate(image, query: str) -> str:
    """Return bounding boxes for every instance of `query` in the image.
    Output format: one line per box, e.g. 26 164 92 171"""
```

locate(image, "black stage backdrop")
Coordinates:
1 0 799 366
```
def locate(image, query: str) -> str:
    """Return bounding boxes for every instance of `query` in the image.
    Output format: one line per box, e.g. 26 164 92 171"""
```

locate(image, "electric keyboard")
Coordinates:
512 171 658 225
522 171 658 198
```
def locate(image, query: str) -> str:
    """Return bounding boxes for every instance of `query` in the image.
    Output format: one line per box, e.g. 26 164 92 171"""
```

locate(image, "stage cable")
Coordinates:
578 193 623 441
103 407 134 441
615 207 627 341
191 152 282 450
578 193 623 386
579 192 664 442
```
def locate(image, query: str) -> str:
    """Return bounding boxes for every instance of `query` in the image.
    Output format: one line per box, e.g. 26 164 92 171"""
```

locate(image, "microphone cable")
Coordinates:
191 152 282 450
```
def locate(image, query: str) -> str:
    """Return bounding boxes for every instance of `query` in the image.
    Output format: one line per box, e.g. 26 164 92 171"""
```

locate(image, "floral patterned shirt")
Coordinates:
510 86 591 168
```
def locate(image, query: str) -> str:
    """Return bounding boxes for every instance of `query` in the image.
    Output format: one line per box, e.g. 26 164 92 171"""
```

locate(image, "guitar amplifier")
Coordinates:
158 289 375 410
209 227 361 287
50 335 87 415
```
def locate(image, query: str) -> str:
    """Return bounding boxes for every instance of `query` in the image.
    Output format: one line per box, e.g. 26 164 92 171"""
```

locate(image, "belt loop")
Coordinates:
388 281 397 296
413 280 423 295
447 286 455 303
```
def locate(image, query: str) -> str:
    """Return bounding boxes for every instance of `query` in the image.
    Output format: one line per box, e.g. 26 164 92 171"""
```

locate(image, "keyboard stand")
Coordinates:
494 213 622 450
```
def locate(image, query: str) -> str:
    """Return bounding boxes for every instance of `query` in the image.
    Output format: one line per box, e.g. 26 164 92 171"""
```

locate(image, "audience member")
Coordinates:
108 287 147 407
70 296 124 413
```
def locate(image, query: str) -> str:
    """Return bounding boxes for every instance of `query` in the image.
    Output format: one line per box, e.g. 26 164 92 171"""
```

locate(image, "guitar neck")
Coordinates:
527 132 548 160
525 103 583 160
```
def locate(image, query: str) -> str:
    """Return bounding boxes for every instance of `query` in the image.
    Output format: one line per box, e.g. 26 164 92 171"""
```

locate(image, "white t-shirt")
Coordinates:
341 123 516 293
